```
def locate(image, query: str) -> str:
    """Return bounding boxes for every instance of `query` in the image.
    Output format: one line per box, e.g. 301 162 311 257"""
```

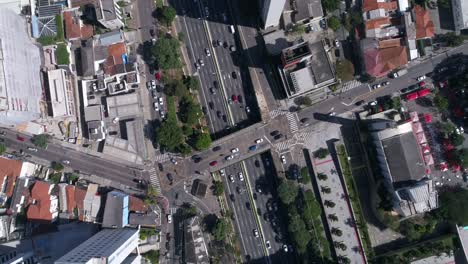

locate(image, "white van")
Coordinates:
229 25 235 34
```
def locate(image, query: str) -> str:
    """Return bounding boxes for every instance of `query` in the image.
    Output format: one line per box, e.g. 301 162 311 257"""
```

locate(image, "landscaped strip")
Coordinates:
336 144 373 259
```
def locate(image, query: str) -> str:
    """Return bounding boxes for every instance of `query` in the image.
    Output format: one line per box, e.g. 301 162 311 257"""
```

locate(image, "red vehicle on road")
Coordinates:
16 135 25 141
155 72 161 81
209 161 218 166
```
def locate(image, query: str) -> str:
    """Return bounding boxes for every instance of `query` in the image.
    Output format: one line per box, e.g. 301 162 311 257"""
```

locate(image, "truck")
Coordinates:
391 68 408 78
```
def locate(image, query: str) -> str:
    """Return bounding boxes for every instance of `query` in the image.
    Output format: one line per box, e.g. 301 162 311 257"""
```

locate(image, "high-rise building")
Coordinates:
260 0 287 29
55 228 140 264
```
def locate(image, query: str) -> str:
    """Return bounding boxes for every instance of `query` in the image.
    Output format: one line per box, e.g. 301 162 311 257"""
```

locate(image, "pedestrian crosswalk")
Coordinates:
148 167 162 193
340 79 363 93
274 138 296 153
154 153 170 163
269 109 284 119
286 112 299 133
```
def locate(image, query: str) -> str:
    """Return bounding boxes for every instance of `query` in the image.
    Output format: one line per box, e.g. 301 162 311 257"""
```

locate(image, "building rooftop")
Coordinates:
82 184 101 222
0 10 43 126
99 0 118 21
363 0 398 12
396 179 438 216
382 131 426 183
362 39 408 77
129 196 147 212
63 10 94 40
27 181 58 222
46 69 73 117
414 5 434 39
102 190 129 228
129 211 161 227
291 0 323 23
9 176 33 214
106 93 140 119
191 179 208 198
125 119 148 159
84 105 103 122
99 30 123 46
0 157 22 199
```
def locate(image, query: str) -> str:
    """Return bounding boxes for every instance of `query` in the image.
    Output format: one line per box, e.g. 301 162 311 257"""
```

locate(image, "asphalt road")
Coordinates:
222 162 266 262
0 130 146 192
172 0 231 135
242 153 293 263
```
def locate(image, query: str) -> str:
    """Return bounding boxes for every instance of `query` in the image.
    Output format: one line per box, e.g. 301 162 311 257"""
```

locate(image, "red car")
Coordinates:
231 95 238 102
16 135 25 141
418 81 426 87
155 72 161 81
209 161 218 167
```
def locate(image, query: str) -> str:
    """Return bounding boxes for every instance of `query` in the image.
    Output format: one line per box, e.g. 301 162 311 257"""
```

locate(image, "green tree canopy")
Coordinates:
0 144 6 155
459 149 468 168
157 6 176 26
437 32 464 47
439 188 468 224
56 44 70 65
52 161 64 171
192 131 212 151
156 119 184 152
277 180 298 204
152 37 181 69
288 213 311 253
290 24 307 35
433 93 449 110
142 250 159 264
300 167 311 184
212 218 231 241
322 0 340 11
336 59 355 82
314 147 330 159
49 173 62 184
183 75 200 90
213 180 224 196
32 134 50 149
179 96 201 125
328 16 341 31
451 133 465 146
294 96 312 106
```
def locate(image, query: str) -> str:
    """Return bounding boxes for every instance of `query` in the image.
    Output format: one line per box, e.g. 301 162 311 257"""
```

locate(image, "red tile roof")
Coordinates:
364 44 408 77
103 43 126 75
0 157 22 198
129 196 148 212
365 17 391 30
27 181 52 221
363 0 398 12
414 5 435 39
63 10 94 40
65 185 76 213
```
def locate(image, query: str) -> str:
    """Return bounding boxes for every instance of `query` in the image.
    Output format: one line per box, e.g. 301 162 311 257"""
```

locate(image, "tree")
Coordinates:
294 96 312 106
180 203 198 218
336 59 355 82
52 161 64 171
328 214 338 221
318 173 328 181
451 133 464 146
299 167 311 184
459 149 468 168
438 188 468 224
337 255 351 264
156 119 184 152
321 186 331 194
178 32 185 42
164 79 188 97
438 0 450 8
32 134 50 149
179 96 201 125
322 0 340 11
437 32 464 47
328 16 341 31
152 36 181 69
314 147 329 159
193 131 212 151
49 173 62 184
433 93 448 110
289 24 306 35
212 218 231 241
67 173 79 183
142 250 159 264
324 200 336 208
176 143 192 156
213 180 224 196
56 43 70 65
0 144 5 155
331 227 343 236
157 6 176 26
277 180 298 204
183 75 200 90
288 213 311 253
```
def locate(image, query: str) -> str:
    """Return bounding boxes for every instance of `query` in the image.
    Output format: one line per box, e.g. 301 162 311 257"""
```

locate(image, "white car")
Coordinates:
167 214 172 223
154 102 159 111
369 100 377 106
281 155 286 164
283 245 288 252
205 48 211 56
229 175 235 182
417 75 426 81
27 147 38 152
62 160 70 165
159 97 164 105
151 80 156 89
238 172 244 181
265 240 271 249
253 229 259 237
220 169 226 176
329 112 336 116
334 39 340 48
225 155 234 161
199 59 204 66
170 158 178 165
231 148 239 153
255 138 264 144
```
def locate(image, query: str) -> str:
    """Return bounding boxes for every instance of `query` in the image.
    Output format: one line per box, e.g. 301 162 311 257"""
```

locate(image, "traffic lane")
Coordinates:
223 164 265 261
3 136 141 188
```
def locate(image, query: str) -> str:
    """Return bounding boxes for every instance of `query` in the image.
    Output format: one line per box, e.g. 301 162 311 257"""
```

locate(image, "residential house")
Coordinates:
95 0 124 30
81 183 101 222
102 190 129 228
414 5 434 40
31 0 63 38
26 181 59 222
128 196 161 228
58 184 79 219
63 9 94 41
361 38 408 77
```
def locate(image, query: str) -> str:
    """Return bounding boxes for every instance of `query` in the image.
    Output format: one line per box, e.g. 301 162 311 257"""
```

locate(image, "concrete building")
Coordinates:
55 228 140 264
45 69 75 117
366 111 439 217
82 183 101 222
278 41 335 100
84 105 105 141
0 0 31 14
285 0 323 24
96 0 124 30
0 9 42 126
181 217 209 264
102 191 129 228
260 0 287 29
452 0 468 31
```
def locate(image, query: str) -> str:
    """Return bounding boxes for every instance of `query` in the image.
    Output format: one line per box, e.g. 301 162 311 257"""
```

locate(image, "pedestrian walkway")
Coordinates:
274 138 296 153
154 153 170 163
148 167 162 193
286 112 299 133
269 109 284 119
340 79 364 93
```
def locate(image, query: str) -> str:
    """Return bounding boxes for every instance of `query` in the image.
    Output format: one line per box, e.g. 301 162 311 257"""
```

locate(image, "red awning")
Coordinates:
417 88 431 97
406 92 419 101
439 162 448 171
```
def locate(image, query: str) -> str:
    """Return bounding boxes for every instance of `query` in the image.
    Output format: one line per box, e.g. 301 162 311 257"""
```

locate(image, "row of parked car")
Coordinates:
147 80 166 119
